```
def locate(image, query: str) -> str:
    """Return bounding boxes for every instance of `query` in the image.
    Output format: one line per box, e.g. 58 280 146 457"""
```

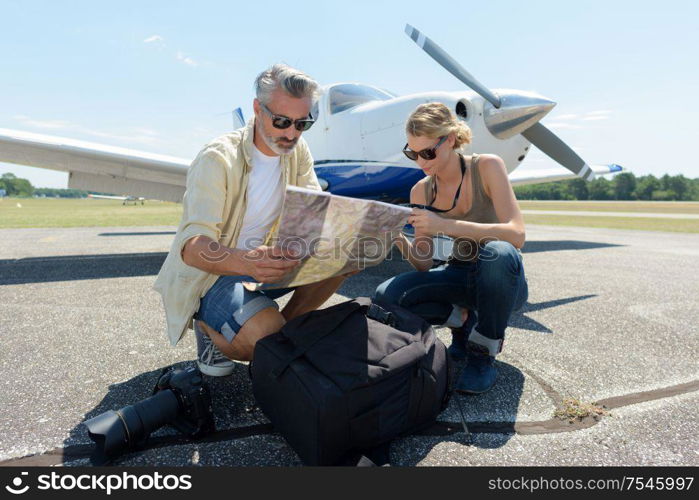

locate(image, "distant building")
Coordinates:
0 189 6 197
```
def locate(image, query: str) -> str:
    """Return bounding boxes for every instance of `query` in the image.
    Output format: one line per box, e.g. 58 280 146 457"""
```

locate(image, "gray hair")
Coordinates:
254 63 319 105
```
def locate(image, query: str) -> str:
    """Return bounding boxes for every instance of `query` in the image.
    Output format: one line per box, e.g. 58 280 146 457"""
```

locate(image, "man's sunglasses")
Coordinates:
402 135 447 161
261 102 315 132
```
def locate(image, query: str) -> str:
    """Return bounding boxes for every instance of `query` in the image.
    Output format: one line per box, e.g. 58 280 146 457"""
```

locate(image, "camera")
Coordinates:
84 366 215 465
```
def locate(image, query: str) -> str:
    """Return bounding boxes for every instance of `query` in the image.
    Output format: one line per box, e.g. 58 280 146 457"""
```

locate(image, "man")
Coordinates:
153 64 346 376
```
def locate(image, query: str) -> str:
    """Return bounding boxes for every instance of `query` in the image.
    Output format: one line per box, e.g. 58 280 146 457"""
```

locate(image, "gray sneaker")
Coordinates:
195 321 235 377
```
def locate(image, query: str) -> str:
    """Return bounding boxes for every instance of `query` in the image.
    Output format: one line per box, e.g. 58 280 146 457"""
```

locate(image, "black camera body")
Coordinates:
153 367 215 438
84 366 215 465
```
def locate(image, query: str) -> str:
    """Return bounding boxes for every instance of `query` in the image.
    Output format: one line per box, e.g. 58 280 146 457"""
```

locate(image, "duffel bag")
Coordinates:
250 296 450 465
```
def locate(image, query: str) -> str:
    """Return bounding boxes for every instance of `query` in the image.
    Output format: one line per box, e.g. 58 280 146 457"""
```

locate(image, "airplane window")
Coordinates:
329 84 395 114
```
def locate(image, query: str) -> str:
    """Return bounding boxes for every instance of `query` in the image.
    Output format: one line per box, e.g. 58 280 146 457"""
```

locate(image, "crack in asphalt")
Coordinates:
2 379 697 467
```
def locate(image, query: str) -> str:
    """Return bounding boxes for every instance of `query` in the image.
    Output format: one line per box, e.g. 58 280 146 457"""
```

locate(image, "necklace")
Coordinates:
409 154 466 213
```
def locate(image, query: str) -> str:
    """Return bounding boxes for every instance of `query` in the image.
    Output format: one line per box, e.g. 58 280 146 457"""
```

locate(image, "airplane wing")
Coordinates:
0 128 190 202
508 164 623 186
87 194 129 201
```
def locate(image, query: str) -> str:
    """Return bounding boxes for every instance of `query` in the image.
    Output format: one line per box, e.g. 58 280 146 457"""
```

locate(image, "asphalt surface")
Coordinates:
0 224 697 466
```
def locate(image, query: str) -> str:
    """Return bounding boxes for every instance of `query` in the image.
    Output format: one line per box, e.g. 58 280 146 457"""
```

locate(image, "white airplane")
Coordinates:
87 194 146 205
0 25 621 204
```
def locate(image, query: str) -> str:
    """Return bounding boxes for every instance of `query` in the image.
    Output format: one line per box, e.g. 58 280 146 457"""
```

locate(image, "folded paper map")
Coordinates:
246 186 411 290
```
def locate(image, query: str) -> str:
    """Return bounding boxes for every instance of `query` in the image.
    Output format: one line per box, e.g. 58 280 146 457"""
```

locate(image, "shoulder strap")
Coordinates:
469 154 486 201
470 153 478 183
423 176 435 205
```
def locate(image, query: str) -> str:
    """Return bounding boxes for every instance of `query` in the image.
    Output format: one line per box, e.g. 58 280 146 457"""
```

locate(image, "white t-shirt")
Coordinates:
235 145 284 250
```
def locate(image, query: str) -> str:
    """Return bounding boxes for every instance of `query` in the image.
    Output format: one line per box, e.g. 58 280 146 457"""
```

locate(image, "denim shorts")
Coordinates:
192 275 295 343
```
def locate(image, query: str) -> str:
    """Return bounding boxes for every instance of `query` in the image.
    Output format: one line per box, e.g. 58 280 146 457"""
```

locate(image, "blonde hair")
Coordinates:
405 102 472 149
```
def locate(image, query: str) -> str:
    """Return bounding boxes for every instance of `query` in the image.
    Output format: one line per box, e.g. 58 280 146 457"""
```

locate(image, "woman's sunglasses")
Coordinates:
402 135 447 161
261 102 315 132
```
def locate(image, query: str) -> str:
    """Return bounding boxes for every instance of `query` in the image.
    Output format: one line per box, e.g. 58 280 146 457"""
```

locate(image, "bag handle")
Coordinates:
270 298 370 378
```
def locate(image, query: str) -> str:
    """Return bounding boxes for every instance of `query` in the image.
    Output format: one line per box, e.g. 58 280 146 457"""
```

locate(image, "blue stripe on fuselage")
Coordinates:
314 162 425 201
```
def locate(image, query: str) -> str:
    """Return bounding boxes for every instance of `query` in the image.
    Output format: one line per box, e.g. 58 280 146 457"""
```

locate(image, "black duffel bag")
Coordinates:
250 296 450 466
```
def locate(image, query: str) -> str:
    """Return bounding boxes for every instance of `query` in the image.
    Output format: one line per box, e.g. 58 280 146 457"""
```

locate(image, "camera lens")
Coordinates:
85 389 179 465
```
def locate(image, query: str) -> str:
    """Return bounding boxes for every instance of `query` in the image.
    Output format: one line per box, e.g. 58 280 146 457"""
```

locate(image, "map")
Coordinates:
247 186 411 290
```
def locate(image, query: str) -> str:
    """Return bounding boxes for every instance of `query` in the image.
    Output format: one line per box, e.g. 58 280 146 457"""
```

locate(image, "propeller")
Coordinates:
404 24 596 181
521 123 595 180
405 24 501 108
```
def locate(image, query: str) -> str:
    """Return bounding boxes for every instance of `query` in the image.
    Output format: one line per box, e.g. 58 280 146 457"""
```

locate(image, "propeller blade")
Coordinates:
405 24 501 108
521 122 596 181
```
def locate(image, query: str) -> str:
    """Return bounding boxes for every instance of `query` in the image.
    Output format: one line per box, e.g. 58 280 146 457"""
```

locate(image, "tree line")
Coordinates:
3 171 699 202
514 173 699 201
0 173 109 198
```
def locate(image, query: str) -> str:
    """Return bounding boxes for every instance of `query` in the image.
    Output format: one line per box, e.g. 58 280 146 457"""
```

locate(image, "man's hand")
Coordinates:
240 245 300 283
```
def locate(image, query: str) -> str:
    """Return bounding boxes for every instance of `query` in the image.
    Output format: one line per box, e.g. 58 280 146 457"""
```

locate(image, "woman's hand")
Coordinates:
409 208 447 236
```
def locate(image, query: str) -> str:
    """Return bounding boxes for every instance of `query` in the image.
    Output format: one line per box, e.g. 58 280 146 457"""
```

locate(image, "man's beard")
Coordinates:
259 125 299 155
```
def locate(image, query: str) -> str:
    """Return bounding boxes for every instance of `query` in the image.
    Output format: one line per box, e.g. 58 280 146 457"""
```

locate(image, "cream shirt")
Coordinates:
153 118 321 346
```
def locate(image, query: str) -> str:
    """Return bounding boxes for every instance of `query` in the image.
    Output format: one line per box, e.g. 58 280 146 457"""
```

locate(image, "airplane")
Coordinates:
0 24 622 205
87 194 146 205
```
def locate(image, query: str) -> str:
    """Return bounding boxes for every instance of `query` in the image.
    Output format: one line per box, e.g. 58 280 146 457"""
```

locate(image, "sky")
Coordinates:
1 0 698 188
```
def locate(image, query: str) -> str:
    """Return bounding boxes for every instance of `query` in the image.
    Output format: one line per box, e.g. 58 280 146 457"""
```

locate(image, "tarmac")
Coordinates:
0 224 697 466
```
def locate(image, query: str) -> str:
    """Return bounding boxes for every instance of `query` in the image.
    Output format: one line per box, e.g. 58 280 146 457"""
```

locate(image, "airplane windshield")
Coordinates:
329 84 395 114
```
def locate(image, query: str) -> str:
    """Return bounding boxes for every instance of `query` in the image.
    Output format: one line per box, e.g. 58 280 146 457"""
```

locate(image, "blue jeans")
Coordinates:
193 275 295 343
374 241 528 356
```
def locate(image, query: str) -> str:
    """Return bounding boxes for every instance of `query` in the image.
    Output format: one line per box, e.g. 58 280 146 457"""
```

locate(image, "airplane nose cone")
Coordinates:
483 91 556 140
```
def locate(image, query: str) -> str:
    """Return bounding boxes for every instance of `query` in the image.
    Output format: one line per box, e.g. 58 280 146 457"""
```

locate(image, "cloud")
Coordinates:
546 109 612 127
12 115 162 146
86 129 161 145
13 115 72 130
143 35 164 44
546 122 582 130
550 114 579 121
142 35 202 68
143 35 166 52
581 110 612 121
176 51 198 67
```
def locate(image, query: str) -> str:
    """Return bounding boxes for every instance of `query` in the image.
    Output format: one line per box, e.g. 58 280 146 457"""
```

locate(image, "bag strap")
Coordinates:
366 302 396 327
453 392 473 445
449 363 473 445
270 299 370 378
355 442 391 467
442 347 472 444
337 441 391 467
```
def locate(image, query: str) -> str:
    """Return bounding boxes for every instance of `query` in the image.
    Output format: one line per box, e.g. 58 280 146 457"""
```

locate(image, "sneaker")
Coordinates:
195 321 235 377
455 349 497 394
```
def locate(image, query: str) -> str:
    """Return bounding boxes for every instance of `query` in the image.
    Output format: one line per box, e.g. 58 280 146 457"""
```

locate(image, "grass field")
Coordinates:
0 197 183 228
518 200 699 232
522 214 699 233
518 200 699 214
1 197 699 233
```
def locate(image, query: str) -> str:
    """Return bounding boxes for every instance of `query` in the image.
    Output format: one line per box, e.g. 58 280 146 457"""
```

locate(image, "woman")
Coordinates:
374 102 528 394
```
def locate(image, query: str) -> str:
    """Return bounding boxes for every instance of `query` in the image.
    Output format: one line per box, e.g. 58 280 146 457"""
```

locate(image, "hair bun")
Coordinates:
406 102 472 149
